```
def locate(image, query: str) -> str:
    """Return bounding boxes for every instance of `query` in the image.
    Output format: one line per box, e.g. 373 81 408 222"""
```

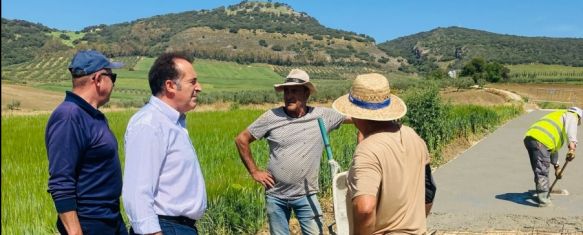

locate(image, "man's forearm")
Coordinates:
352 195 377 235
239 148 259 174
354 211 375 235
425 203 433 217
59 211 82 235
235 132 259 174
569 142 576 151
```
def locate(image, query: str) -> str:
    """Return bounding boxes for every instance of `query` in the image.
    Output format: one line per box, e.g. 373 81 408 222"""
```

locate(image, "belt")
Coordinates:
158 215 196 227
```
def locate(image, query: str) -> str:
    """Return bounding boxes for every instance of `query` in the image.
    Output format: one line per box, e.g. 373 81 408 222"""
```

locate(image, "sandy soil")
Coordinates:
488 83 583 107
441 89 508 106
1 83 63 112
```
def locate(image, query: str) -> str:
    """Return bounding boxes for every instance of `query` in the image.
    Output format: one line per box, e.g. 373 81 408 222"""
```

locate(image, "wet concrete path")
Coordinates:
428 110 583 232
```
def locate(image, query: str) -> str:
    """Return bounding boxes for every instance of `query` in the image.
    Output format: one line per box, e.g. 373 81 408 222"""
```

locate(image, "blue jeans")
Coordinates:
266 194 323 235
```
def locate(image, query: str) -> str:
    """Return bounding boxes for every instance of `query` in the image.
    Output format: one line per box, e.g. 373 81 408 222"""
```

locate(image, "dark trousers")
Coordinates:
129 216 198 235
57 215 127 235
524 136 555 192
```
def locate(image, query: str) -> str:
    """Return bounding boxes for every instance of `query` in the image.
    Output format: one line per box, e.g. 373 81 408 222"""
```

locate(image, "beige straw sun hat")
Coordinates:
274 69 317 94
332 73 407 121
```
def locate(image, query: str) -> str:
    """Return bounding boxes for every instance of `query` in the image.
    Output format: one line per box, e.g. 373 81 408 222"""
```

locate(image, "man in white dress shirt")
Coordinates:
123 52 206 235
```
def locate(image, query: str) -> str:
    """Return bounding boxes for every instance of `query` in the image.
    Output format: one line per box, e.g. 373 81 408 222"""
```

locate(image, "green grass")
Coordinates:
536 101 573 109
1 93 523 234
0 108 357 234
1 115 56 234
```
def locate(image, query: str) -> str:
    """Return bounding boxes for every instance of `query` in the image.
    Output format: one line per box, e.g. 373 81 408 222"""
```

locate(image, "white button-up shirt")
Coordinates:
123 96 206 234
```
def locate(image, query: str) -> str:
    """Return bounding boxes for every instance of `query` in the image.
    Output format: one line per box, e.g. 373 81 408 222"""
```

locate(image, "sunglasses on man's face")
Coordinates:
100 72 117 84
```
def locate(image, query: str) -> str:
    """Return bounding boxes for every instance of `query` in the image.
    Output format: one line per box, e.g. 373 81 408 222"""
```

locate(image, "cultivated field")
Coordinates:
1 83 63 112
507 64 583 78
488 83 583 108
0 108 355 234
506 64 583 84
441 89 507 106
1 56 356 109
1 94 522 234
3 54 580 233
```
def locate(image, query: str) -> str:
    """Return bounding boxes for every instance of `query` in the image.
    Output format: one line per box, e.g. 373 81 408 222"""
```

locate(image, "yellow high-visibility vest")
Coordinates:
525 110 567 152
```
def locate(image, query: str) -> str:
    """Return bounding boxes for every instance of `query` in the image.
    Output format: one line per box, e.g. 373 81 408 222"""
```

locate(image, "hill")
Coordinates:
3 3 583 74
1 18 54 66
1 1 390 67
378 26 583 69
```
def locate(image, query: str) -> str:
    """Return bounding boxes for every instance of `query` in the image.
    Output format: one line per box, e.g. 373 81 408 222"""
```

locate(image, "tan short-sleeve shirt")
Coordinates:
348 125 429 234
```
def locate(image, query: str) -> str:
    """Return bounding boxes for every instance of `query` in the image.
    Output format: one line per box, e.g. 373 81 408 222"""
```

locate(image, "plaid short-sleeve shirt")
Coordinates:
248 106 345 199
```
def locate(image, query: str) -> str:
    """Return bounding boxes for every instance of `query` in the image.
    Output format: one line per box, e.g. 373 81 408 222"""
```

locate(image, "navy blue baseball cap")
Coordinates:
68 50 123 77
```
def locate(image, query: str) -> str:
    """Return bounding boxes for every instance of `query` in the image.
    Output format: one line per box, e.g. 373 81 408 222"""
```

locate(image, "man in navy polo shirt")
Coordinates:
46 50 127 235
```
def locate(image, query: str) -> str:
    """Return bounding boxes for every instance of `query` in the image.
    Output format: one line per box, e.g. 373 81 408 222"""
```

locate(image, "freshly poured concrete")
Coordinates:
428 110 583 232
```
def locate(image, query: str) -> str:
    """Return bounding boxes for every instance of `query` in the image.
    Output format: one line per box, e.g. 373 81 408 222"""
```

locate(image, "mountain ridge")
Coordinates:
378 26 583 67
2 2 583 69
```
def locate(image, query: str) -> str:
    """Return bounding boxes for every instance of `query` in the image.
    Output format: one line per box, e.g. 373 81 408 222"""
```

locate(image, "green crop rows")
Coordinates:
2 90 522 234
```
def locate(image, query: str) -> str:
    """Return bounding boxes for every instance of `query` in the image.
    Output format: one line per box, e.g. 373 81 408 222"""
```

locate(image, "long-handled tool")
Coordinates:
318 118 341 176
318 118 351 235
547 151 575 198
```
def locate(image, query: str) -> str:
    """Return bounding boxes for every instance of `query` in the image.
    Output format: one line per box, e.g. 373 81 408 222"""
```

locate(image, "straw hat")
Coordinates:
274 69 317 94
332 73 407 121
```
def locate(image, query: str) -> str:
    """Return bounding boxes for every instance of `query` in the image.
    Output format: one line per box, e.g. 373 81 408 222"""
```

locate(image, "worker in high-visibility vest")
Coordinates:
524 107 582 207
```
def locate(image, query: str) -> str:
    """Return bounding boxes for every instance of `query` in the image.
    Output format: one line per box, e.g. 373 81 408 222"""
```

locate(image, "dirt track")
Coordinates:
428 110 583 233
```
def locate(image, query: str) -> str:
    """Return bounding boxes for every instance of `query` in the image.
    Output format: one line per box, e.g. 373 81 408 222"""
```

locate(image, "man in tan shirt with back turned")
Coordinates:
332 73 436 234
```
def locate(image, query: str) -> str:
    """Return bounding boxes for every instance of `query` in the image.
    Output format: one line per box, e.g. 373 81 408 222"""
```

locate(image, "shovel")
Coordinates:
547 152 573 198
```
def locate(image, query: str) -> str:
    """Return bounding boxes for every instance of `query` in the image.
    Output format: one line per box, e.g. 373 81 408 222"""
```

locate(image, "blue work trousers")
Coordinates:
266 194 323 235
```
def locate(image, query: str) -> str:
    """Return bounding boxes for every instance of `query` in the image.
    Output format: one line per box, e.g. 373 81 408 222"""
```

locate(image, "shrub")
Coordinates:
258 39 268 47
7 99 21 110
271 44 283 51
402 86 449 162
59 33 70 40
377 57 390 64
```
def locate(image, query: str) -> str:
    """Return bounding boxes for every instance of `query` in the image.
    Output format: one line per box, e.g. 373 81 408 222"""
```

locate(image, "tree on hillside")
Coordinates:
41 38 71 53
59 33 71 40
484 61 510 83
427 68 448 80
461 57 509 83
461 57 485 77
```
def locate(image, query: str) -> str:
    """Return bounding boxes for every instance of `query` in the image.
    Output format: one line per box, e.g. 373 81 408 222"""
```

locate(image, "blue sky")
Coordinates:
2 0 582 42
